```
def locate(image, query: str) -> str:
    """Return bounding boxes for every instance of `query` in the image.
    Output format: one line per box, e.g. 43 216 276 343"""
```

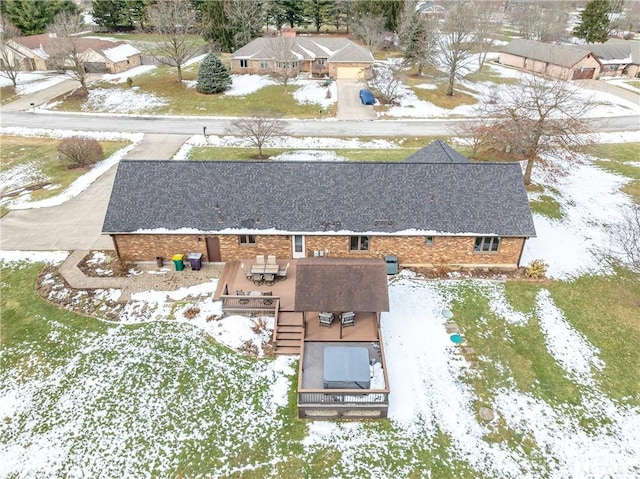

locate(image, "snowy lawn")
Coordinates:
49 65 337 118
0 132 138 211
1 258 639 478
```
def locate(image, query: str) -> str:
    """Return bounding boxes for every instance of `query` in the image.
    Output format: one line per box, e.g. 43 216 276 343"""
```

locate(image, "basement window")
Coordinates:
474 236 500 252
350 236 370 251
238 235 256 245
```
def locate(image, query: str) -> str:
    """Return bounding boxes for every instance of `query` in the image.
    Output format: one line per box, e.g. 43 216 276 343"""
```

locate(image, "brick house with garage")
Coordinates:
499 39 602 80
5 34 141 73
229 34 374 80
102 142 536 270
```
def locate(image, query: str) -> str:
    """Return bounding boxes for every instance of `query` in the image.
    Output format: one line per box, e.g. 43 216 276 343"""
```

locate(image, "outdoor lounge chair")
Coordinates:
240 263 252 280
277 262 290 280
341 311 355 328
319 312 334 328
267 255 277 264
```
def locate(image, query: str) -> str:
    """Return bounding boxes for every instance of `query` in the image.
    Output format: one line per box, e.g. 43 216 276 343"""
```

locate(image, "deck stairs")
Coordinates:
274 312 303 355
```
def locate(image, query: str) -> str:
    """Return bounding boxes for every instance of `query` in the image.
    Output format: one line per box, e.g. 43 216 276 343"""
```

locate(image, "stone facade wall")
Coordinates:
113 234 526 268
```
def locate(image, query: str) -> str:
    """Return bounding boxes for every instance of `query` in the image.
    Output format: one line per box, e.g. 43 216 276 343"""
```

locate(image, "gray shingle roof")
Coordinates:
403 140 469 163
103 160 536 238
500 39 595 68
573 39 640 64
231 36 373 63
295 258 389 312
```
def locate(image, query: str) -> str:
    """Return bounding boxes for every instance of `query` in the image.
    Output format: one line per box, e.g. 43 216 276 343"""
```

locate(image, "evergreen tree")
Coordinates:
0 0 77 35
196 53 232 94
91 0 148 32
304 0 332 33
574 0 611 43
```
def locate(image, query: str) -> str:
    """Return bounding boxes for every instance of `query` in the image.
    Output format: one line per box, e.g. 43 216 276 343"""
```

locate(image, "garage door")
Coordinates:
572 68 595 80
336 66 364 79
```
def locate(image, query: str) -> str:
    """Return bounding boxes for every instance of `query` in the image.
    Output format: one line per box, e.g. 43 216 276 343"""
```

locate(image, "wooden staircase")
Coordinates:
274 312 304 355
213 261 239 300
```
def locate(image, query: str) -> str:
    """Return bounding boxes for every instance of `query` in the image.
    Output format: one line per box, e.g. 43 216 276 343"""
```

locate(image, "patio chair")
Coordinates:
267 255 277 265
240 263 252 280
264 273 276 286
340 311 355 328
319 312 334 328
252 273 264 285
262 291 274 306
236 289 245 295
236 289 249 305
256 255 265 265
277 262 290 280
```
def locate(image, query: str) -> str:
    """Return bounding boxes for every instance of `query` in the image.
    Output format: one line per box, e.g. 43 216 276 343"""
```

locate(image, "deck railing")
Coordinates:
298 390 389 405
220 294 279 314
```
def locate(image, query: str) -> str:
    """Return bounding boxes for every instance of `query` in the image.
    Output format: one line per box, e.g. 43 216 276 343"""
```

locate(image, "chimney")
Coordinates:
282 27 296 38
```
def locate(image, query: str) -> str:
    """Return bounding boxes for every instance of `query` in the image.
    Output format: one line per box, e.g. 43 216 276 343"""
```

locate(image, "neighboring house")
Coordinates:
499 39 602 80
229 35 374 80
573 39 640 78
6 34 141 73
416 1 446 17
102 142 536 269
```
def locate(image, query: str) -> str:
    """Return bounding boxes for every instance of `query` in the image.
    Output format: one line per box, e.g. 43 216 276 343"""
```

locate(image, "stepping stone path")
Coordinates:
479 406 495 421
445 321 460 334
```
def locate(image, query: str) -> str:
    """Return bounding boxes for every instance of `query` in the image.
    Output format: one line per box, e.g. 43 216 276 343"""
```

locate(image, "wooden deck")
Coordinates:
303 311 379 341
214 260 297 312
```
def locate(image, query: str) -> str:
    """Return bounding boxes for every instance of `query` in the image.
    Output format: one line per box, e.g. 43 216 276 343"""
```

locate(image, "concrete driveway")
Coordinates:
574 79 640 107
0 134 189 251
336 80 377 120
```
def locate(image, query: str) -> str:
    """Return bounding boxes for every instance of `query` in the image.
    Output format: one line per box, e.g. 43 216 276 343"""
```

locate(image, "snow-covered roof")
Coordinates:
103 157 535 237
102 43 141 63
231 36 373 64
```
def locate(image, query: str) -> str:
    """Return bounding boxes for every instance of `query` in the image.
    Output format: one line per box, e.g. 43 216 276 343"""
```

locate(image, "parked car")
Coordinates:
359 89 375 105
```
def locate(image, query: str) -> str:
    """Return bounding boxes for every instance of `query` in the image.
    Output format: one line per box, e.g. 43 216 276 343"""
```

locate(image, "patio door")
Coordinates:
292 235 306 258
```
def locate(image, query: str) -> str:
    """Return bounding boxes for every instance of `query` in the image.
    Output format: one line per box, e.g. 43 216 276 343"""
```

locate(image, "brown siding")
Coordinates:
113 234 526 268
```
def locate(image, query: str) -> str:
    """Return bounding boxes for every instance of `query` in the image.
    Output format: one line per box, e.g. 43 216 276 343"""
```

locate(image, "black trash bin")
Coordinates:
187 252 203 271
384 255 398 275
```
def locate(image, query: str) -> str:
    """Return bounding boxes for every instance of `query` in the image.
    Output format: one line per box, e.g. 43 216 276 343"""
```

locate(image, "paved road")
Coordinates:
336 80 377 120
0 134 189 251
2 110 638 137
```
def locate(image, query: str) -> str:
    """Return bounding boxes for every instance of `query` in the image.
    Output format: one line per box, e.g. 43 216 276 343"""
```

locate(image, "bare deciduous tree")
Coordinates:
473 1 503 72
226 114 289 158
435 2 476 96
0 16 21 87
509 2 572 43
47 11 90 94
266 36 299 93
225 0 265 49
611 204 640 273
472 76 595 185
370 61 403 105
351 14 386 52
148 0 201 82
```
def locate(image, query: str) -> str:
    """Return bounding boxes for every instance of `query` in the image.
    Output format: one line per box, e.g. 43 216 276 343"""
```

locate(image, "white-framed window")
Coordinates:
317 59 325 66
474 236 500 252
260 60 269 69
240 59 248 68
350 236 370 251
424 236 434 245
238 234 256 245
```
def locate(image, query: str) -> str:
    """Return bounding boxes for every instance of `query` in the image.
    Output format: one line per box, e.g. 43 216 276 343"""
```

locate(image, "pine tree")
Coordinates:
196 53 232 94
574 0 611 44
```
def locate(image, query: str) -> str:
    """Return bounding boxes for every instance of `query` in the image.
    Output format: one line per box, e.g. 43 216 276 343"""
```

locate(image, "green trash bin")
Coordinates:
172 254 184 271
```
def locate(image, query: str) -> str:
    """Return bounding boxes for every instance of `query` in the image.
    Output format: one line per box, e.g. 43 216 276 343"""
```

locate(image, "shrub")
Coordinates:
58 136 104 169
126 77 133 88
196 53 232 94
525 259 548 279
183 307 200 319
